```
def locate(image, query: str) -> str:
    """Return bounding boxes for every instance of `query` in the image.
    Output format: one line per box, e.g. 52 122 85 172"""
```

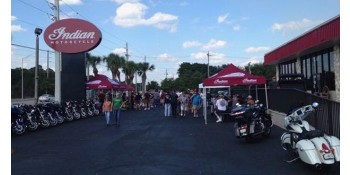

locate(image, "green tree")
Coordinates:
123 60 138 85
137 62 155 94
86 52 102 76
103 53 125 81
146 81 160 90
244 62 275 78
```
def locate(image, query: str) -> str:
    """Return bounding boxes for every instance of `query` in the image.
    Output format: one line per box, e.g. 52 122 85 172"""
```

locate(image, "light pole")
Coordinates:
34 27 43 104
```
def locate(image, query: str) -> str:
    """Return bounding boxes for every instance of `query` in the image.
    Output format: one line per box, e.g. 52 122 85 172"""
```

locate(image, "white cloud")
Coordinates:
245 46 271 53
201 39 227 50
11 16 25 32
156 53 177 62
237 56 264 67
271 18 319 33
11 25 26 32
218 13 229 24
182 41 202 48
112 48 126 55
190 52 227 65
232 25 240 31
113 2 178 32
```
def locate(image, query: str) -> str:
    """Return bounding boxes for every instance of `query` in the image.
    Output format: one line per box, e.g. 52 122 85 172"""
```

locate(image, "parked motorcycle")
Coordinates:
11 106 26 135
230 101 273 141
280 102 340 169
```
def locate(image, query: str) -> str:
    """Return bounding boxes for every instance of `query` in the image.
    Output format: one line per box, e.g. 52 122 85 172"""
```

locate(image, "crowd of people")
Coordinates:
93 89 259 127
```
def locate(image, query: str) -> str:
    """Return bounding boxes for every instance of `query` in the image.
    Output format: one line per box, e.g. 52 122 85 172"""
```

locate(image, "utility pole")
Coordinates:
125 42 129 83
54 0 61 103
47 50 49 79
165 69 168 80
207 51 212 78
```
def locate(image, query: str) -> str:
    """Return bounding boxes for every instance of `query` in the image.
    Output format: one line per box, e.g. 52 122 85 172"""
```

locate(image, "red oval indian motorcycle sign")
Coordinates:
44 18 102 53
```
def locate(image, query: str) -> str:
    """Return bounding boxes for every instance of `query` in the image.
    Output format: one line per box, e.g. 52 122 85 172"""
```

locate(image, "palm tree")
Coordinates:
86 52 102 77
123 60 138 85
137 62 155 94
103 53 125 81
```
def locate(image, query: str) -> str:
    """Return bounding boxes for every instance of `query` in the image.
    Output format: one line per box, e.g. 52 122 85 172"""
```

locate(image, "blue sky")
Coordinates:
11 0 341 84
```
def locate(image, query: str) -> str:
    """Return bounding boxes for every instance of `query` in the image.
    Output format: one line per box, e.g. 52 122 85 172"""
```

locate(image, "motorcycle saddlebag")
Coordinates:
296 140 322 165
324 136 340 162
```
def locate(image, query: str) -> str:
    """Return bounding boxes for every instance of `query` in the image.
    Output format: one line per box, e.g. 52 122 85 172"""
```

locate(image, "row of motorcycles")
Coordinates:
11 99 101 135
228 100 340 170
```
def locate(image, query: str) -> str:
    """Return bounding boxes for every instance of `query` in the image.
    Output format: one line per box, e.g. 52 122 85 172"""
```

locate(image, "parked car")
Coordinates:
38 94 55 103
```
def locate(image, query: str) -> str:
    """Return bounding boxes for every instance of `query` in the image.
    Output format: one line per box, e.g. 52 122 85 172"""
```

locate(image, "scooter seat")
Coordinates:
300 130 324 140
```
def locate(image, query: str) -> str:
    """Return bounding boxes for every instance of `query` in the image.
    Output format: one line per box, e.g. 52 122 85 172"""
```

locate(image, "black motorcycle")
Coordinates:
11 106 26 135
230 101 273 141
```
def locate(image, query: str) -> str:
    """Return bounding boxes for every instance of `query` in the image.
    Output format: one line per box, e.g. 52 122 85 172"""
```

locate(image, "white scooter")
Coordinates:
280 102 340 169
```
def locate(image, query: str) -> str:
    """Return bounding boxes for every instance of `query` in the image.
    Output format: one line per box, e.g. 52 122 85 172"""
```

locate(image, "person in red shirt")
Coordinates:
144 92 151 110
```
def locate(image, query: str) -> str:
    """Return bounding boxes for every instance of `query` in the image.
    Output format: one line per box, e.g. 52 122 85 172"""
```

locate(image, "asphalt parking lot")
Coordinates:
11 107 339 175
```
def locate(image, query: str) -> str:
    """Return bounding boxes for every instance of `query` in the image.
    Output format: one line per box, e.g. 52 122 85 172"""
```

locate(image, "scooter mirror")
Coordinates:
312 102 319 108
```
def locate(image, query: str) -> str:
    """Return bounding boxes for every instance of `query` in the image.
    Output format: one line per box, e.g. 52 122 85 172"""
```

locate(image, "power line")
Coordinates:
16 0 51 16
12 43 55 53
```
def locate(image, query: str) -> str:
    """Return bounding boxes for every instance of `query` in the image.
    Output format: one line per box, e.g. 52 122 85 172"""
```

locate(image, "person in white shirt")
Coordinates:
215 94 228 123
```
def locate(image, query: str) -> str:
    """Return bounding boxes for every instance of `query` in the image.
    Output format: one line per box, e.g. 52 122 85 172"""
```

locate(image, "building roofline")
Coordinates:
264 15 340 56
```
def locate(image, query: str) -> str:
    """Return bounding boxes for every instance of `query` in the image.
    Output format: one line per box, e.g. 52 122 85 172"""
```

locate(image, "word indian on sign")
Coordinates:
242 78 257 84
44 18 102 53
214 79 229 85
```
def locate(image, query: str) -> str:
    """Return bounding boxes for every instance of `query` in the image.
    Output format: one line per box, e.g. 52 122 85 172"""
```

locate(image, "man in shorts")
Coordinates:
191 90 201 117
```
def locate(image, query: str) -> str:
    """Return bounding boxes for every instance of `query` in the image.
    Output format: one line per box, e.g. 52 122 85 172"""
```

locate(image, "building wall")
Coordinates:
333 45 340 102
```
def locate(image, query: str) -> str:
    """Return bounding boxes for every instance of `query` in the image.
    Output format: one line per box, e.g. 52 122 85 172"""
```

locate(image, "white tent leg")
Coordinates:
265 84 269 109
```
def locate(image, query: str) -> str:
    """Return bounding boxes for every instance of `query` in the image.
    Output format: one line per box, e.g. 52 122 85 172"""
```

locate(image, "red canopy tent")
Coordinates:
203 64 266 86
86 74 134 91
201 64 268 124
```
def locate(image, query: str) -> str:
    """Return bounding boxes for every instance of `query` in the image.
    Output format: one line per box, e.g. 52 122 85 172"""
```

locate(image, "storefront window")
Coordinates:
323 53 329 72
299 48 335 92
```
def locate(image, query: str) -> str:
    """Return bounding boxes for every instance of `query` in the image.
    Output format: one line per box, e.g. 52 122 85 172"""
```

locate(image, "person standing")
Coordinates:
112 92 123 127
134 92 142 110
164 92 172 117
144 92 151 110
246 95 255 105
268 76 280 89
178 91 188 117
170 90 178 117
102 96 112 126
215 94 228 123
191 90 201 117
